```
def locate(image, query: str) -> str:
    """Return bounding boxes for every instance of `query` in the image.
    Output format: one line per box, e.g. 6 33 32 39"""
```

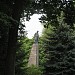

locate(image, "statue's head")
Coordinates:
37 31 39 33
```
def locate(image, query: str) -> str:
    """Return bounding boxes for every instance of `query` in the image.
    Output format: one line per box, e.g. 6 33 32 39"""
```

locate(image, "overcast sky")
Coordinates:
25 14 44 39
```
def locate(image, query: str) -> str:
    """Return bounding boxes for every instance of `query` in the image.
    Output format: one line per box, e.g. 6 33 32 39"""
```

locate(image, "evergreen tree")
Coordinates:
43 23 75 75
38 37 47 74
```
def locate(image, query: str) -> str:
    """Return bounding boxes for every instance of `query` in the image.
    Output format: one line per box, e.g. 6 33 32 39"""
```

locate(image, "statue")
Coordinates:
34 31 39 43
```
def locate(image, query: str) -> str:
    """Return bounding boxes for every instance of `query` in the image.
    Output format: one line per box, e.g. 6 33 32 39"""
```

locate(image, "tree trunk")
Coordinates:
5 0 24 75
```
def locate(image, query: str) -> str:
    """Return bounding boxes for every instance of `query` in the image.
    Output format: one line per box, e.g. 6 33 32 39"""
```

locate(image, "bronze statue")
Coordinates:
34 31 39 43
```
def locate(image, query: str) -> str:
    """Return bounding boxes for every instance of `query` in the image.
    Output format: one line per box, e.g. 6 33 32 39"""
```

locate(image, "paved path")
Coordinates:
28 43 39 67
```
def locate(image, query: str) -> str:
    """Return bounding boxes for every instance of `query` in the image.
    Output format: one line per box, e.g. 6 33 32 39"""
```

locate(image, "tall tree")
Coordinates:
6 0 24 74
0 0 34 75
42 22 75 75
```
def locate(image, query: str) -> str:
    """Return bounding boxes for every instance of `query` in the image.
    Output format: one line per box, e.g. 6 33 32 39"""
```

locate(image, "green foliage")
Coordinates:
15 37 33 75
38 0 75 28
43 23 75 75
39 25 55 74
26 65 43 75
39 37 46 71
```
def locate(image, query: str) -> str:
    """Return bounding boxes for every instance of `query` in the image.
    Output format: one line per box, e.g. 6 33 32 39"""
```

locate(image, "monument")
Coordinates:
28 31 39 67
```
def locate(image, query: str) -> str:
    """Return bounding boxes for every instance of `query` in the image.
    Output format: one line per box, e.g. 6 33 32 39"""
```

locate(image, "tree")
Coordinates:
38 0 75 28
0 0 35 75
0 1 24 74
42 23 75 75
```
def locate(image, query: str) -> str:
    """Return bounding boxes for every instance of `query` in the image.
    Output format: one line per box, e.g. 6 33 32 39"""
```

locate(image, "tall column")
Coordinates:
28 31 39 67
28 43 39 67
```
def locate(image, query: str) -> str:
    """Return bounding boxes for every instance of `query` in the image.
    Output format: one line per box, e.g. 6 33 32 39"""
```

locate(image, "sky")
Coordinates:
25 14 44 39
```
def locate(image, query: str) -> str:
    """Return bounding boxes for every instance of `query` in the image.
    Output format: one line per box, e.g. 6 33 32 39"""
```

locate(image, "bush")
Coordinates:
26 65 43 75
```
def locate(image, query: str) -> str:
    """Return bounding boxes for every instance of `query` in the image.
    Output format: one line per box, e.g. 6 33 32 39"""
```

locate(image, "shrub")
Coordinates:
26 65 43 75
